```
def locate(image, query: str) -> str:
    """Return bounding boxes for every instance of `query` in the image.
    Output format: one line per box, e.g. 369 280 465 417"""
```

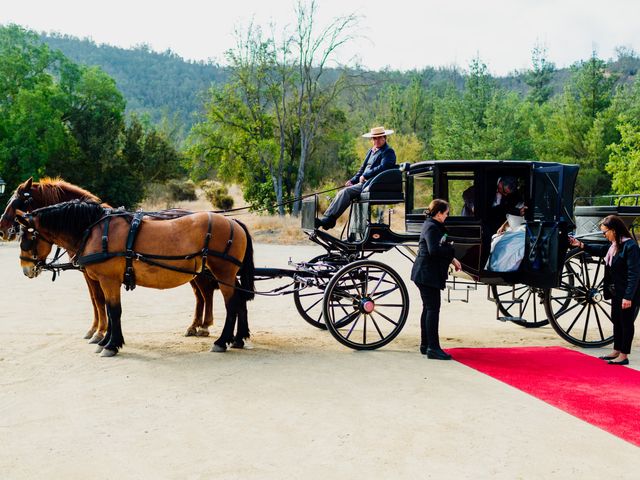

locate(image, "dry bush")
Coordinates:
201 180 234 210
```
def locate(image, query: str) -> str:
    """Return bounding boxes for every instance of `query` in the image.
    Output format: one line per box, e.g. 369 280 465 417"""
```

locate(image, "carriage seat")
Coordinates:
359 168 404 205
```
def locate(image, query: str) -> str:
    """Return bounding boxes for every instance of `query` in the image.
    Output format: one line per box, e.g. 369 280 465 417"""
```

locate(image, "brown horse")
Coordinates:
0 177 220 340
16 200 255 357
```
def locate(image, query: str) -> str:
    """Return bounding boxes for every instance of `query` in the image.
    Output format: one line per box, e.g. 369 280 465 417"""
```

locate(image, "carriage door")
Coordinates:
441 170 483 277
523 165 564 288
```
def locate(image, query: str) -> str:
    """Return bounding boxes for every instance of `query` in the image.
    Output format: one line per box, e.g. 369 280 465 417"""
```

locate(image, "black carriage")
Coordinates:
288 159 627 350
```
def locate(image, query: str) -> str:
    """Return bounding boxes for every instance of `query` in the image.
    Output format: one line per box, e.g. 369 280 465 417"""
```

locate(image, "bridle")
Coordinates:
18 214 58 274
1 190 34 238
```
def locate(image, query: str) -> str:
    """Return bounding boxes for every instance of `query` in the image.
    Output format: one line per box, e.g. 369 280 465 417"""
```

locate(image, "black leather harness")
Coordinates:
73 211 242 291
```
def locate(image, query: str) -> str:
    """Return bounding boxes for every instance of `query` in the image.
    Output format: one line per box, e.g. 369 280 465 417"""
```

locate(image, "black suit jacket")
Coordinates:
349 143 397 184
584 240 640 300
411 218 455 289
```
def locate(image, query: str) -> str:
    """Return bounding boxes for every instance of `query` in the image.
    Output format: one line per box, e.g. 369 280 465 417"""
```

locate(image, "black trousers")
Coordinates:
415 283 442 350
610 299 638 354
324 183 364 220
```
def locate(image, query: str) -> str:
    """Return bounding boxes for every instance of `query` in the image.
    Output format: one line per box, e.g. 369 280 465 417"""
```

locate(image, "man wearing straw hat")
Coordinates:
316 126 396 230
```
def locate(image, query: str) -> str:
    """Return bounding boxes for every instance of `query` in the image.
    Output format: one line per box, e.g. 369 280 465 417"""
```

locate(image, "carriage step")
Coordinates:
446 285 474 303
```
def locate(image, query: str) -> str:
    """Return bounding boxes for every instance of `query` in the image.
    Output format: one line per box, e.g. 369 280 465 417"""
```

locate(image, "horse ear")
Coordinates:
15 210 29 227
24 177 33 190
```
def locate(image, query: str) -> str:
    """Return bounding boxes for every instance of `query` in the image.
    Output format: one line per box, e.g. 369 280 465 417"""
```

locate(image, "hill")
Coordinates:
41 33 231 135
39 32 640 137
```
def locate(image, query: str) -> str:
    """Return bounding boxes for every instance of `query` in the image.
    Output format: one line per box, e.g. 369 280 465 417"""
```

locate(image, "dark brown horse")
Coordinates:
0 177 220 340
16 200 255 356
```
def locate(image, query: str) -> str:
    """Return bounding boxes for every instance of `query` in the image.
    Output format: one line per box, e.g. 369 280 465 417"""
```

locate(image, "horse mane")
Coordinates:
34 200 107 239
23 177 101 204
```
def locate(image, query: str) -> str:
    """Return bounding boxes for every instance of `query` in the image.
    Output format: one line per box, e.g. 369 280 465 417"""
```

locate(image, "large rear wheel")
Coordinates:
323 260 409 350
544 248 614 347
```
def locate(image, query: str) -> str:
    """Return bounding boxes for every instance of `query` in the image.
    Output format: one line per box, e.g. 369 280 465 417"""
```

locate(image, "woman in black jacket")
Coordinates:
410 199 461 360
570 215 640 365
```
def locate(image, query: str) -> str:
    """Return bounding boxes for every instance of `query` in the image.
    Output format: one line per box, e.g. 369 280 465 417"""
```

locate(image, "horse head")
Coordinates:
15 209 54 278
0 177 34 241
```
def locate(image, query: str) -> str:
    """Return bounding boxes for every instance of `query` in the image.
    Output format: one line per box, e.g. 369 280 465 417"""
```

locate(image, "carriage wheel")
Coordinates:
490 285 550 328
544 248 614 347
322 260 409 350
294 254 348 330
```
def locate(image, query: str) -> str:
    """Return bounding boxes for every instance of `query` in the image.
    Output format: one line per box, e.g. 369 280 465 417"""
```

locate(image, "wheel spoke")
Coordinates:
565 303 587 334
368 313 385 340
373 308 399 327
341 311 361 339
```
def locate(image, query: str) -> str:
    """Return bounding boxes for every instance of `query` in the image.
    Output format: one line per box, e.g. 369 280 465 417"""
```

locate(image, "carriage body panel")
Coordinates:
404 160 579 289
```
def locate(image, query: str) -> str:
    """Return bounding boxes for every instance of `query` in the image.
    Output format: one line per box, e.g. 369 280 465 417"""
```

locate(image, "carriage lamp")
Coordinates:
0 177 6 195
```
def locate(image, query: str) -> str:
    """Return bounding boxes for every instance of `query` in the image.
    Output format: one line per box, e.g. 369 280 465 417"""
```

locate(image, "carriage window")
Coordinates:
445 172 475 217
533 170 560 220
412 174 434 213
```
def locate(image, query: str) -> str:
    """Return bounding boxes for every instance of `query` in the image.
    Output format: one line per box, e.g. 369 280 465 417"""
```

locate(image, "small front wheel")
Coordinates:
294 254 347 329
323 260 409 350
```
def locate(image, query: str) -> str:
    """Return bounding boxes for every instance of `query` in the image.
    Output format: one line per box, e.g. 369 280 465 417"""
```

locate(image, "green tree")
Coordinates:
607 121 640 193
525 44 555 105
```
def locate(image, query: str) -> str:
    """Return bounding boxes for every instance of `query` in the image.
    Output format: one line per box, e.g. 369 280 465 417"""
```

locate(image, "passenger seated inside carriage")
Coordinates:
485 176 528 272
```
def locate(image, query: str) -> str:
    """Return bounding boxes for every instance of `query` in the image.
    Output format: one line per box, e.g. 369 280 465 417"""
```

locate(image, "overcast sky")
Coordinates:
2 0 639 76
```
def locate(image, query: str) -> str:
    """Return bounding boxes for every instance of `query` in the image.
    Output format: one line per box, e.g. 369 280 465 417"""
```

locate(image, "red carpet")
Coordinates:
448 346 640 446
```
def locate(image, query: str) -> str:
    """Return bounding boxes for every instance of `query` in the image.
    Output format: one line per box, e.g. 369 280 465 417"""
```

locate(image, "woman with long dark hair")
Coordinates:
570 215 640 365
411 199 461 360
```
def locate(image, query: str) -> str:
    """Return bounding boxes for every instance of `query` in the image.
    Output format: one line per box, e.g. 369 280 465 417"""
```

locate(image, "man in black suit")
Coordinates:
316 126 397 230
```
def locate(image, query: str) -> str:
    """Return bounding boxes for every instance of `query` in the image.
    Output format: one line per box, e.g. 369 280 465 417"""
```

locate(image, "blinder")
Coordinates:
18 215 54 271
1 191 34 237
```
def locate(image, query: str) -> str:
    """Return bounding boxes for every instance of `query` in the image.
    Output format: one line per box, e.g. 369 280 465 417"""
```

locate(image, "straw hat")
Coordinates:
362 126 394 138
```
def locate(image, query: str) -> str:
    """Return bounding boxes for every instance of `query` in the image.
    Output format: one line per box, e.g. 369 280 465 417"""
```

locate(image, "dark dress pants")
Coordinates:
324 183 364 220
416 283 442 350
610 299 638 354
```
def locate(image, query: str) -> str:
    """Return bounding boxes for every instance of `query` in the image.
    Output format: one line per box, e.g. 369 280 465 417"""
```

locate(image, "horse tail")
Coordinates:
235 220 255 301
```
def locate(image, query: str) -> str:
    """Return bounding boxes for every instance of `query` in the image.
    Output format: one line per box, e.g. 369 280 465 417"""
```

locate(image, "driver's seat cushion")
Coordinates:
360 168 404 204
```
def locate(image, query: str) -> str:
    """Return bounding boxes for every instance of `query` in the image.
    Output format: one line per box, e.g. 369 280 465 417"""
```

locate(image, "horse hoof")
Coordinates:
95 345 104 354
210 344 227 353
184 328 197 337
242 340 253 350
83 330 95 340
196 328 210 337
88 333 104 344
100 348 117 357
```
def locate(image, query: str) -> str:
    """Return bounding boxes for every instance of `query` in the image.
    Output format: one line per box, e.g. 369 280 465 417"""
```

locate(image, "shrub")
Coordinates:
202 180 235 210
166 179 197 202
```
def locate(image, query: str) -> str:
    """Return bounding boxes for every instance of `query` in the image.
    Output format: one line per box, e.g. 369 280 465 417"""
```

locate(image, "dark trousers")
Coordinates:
415 283 442 349
324 183 364 220
610 299 638 354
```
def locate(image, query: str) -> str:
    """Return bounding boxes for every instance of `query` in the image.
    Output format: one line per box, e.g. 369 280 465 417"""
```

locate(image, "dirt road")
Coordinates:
1 241 638 479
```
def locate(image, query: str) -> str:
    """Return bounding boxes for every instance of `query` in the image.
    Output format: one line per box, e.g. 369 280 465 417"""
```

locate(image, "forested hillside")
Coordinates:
41 33 231 134
4 13 640 214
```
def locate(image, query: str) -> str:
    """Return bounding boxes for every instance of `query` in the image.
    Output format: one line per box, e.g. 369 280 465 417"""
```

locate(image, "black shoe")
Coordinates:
608 358 629 365
420 345 427 355
599 354 618 360
315 216 336 230
426 348 452 360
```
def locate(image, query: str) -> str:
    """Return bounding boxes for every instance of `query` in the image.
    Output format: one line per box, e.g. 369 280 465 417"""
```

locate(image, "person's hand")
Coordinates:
497 224 507 235
359 175 366 184
345 180 353 187
568 236 583 248
452 258 462 271
622 298 632 309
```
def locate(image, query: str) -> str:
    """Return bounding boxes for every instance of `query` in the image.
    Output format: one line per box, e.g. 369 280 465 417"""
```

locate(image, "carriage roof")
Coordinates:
404 159 578 176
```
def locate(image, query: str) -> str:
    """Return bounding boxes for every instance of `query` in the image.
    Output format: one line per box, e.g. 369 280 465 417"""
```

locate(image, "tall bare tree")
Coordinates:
291 0 358 215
